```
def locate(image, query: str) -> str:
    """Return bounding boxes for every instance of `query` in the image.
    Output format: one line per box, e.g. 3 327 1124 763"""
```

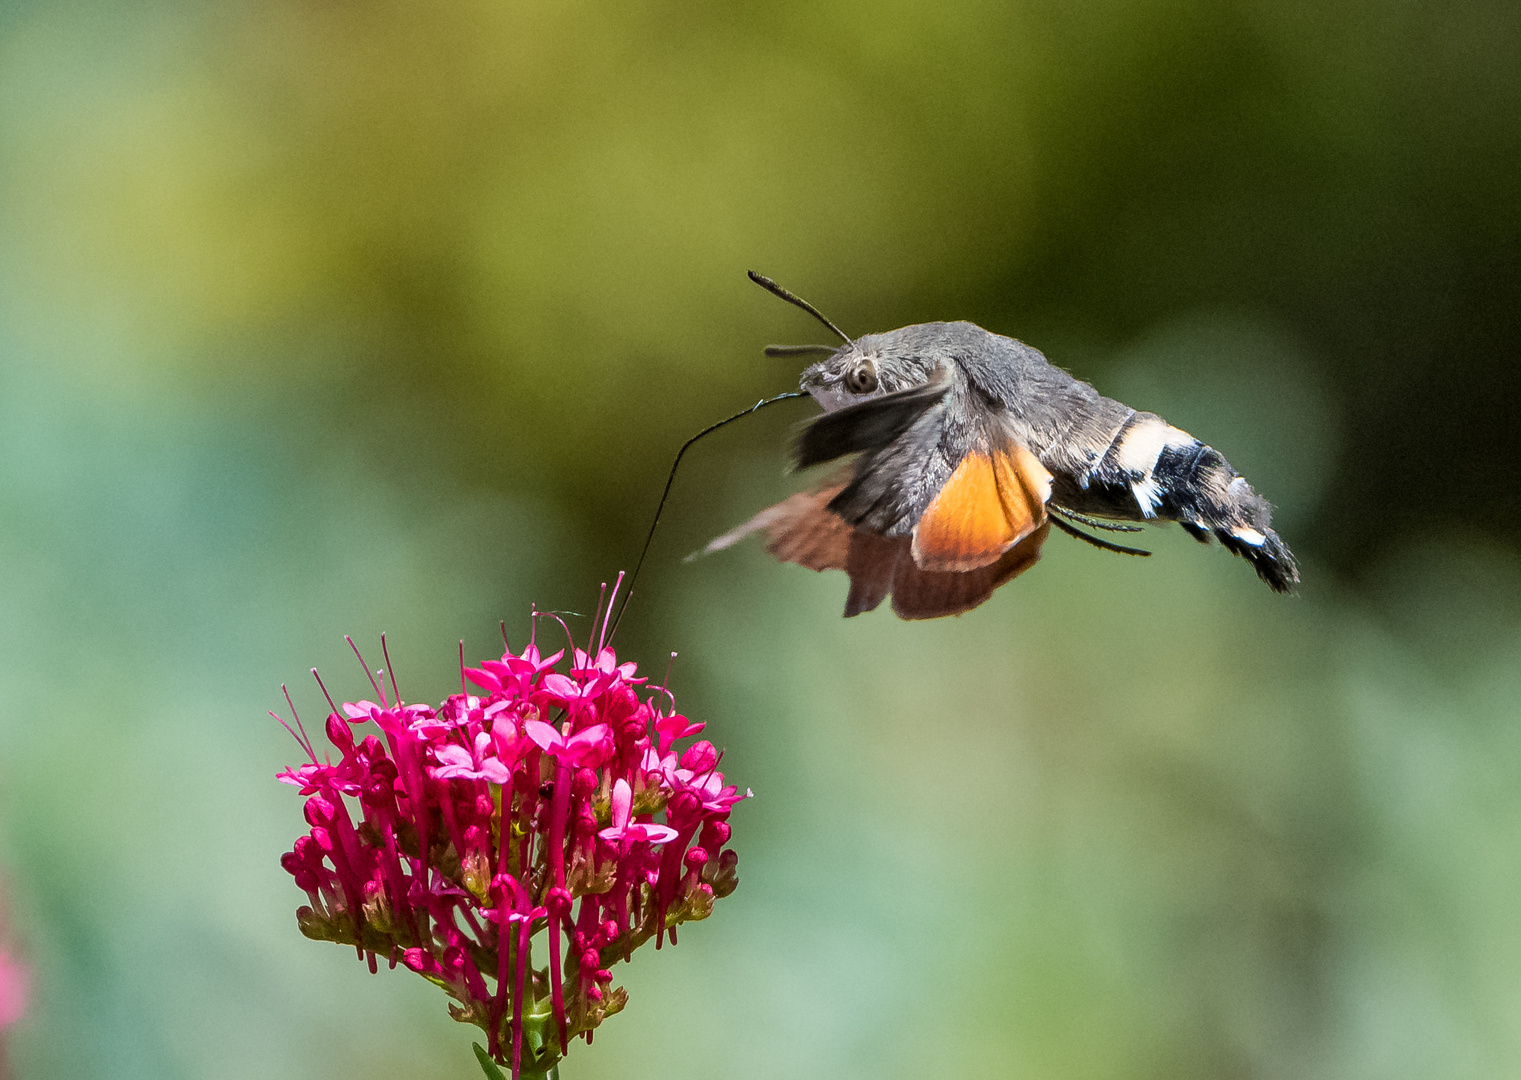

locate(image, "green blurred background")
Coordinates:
0 0 1518 1077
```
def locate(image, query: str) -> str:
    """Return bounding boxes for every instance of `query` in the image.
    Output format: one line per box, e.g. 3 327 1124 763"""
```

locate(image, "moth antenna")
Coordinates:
1049 505 1145 533
1048 513 1152 557
606 389 810 644
747 271 852 344
764 344 838 358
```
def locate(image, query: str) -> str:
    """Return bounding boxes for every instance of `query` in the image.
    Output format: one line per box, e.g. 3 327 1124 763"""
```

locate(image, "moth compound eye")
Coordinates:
845 361 878 394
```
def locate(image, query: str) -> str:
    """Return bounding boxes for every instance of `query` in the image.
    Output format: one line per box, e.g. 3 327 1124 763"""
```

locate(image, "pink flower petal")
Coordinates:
632 823 679 844
608 779 632 832
463 667 502 692
523 719 563 753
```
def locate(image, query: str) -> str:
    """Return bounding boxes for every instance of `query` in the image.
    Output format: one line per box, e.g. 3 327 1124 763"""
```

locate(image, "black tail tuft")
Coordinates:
1159 440 1299 593
1213 525 1299 593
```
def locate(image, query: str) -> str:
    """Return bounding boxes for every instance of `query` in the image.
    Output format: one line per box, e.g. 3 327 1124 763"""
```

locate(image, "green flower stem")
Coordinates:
474 1041 561 1080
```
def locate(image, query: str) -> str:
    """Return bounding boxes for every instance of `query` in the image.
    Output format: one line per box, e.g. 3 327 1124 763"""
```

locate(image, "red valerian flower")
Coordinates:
275 584 746 1080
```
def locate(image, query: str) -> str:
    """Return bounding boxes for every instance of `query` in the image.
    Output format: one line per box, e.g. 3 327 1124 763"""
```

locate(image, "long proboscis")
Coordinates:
606 390 809 643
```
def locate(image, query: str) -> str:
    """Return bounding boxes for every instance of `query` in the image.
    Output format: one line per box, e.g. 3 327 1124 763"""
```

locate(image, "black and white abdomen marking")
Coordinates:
1057 411 1299 592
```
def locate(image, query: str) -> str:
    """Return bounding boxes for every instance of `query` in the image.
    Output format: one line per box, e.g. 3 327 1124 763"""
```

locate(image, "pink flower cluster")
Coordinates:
276 602 746 1079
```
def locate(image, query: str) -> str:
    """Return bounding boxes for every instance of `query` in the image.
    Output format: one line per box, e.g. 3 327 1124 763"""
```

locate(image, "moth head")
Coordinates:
746 274 959 411
799 339 940 413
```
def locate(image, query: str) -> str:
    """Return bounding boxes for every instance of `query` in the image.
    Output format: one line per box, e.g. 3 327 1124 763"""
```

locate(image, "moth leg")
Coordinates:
1048 505 1145 533
1048 514 1152 557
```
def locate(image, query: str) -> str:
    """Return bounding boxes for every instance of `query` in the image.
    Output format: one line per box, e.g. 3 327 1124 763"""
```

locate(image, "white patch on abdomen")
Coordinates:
1114 418 1171 476
1232 526 1266 547
1164 426 1196 451
1116 420 1196 472
1116 420 1193 517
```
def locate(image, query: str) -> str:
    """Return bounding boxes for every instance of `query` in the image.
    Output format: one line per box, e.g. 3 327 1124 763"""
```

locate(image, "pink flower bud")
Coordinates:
679 741 718 774
699 820 731 850
326 713 355 752
401 948 434 974
666 790 702 826
304 796 335 827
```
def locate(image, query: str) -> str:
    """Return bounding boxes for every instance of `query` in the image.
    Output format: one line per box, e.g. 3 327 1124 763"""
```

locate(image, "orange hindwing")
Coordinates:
911 445 1051 572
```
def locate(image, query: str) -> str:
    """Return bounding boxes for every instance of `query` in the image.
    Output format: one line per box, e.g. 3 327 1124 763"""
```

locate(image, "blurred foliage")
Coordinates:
0 0 1516 1078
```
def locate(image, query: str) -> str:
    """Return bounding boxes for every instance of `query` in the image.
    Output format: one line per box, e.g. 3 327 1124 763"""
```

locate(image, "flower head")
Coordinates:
276 583 746 1079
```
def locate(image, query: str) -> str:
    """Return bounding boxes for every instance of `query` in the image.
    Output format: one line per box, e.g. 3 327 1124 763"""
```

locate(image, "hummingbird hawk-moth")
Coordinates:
702 273 1299 619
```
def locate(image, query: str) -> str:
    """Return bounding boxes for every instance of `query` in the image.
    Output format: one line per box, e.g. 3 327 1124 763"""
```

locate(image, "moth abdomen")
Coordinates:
1058 413 1300 592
